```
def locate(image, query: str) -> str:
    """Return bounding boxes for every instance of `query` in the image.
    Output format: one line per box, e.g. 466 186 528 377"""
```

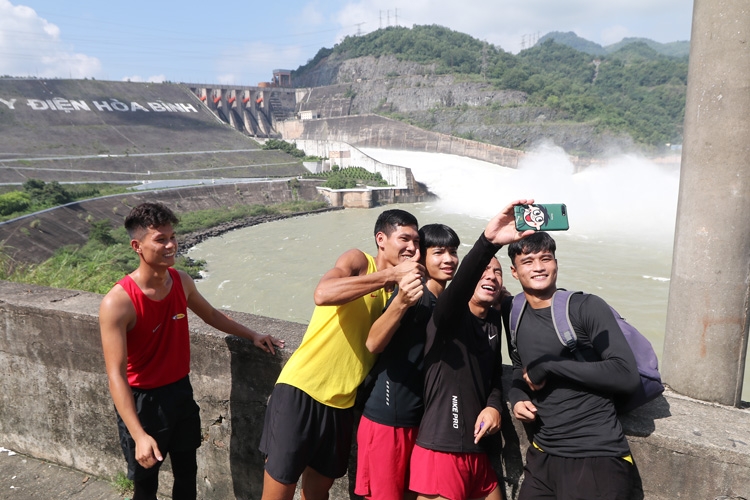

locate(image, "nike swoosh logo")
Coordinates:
152 323 162 333
488 334 498 340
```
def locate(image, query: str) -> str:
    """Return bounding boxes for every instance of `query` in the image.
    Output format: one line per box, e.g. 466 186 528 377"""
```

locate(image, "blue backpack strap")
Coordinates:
551 290 585 360
509 293 527 350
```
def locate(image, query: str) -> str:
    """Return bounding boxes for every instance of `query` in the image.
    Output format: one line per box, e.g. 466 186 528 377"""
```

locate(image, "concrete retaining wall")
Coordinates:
277 115 525 168
0 281 307 500
1 281 749 499
316 186 429 208
294 139 409 187
0 179 324 265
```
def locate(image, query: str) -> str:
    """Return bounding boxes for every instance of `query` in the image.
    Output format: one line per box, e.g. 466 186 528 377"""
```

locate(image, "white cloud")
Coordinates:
214 42 307 86
601 25 632 45
121 74 167 83
0 0 101 78
330 0 692 53
299 1 326 26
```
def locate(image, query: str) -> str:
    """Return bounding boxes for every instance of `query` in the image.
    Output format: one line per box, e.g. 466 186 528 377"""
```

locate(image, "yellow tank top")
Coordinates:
276 253 388 409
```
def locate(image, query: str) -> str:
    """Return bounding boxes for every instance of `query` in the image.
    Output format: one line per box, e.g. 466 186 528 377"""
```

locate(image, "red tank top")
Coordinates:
117 268 190 389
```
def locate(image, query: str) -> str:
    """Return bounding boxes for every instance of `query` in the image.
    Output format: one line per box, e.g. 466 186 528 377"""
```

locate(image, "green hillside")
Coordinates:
295 25 688 148
605 37 690 58
538 31 607 55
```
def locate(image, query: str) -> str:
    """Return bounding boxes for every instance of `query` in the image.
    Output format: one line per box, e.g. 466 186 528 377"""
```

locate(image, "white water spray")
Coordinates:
361 145 680 245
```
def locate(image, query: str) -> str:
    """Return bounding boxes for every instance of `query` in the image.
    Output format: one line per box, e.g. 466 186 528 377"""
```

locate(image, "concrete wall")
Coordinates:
316 185 429 208
0 179 324 265
1 281 749 499
293 139 434 207
0 281 307 500
277 115 525 168
294 139 410 188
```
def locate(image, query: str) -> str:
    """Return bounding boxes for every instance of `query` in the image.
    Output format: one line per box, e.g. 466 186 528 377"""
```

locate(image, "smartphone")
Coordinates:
514 203 569 231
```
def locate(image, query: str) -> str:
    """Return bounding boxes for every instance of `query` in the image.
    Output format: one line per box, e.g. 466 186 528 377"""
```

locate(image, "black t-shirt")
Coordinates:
416 233 504 454
504 293 640 457
361 287 437 427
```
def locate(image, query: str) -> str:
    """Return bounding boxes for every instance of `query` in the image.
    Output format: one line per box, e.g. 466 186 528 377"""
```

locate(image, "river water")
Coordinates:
189 145 680 359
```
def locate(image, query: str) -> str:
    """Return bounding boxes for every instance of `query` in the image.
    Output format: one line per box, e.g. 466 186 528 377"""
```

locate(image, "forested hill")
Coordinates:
539 31 689 58
293 25 688 153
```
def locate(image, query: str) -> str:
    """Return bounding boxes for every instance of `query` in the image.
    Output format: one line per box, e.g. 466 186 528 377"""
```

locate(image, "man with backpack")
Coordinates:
505 231 642 499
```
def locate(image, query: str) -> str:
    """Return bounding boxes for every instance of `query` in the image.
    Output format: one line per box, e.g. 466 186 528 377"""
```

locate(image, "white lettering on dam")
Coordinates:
5 97 198 114
0 98 17 110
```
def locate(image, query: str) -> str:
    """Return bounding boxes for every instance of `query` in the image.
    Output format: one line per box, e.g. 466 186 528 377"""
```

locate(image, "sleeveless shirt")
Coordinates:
276 253 389 409
117 268 190 389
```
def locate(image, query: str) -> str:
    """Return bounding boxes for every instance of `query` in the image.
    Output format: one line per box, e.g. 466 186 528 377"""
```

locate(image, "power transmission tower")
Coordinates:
355 22 365 36
481 42 488 80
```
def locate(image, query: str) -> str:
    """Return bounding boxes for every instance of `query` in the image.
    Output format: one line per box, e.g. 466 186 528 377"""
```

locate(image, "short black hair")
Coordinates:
419 224 460 256
124 202 179 239
507 231 556 266
373 209 418 238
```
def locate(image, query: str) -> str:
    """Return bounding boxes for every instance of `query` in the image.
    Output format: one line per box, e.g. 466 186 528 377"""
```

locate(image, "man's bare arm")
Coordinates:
365 272 424 353
99 288 163 469
180 271 284 355
313 249 423 306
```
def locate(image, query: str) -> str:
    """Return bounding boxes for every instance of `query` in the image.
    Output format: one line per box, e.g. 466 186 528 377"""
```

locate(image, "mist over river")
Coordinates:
190 145 749 400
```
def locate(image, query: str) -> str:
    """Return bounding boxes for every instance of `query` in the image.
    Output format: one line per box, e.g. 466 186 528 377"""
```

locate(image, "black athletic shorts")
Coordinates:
518 445 638 500
116 376 202 481
259 383 354 484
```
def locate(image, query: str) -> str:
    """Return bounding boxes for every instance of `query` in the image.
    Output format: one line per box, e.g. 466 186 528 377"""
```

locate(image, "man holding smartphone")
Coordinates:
408 200 535 500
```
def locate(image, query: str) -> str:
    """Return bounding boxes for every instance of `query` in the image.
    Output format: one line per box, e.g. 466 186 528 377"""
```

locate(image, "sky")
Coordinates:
0 0 694 85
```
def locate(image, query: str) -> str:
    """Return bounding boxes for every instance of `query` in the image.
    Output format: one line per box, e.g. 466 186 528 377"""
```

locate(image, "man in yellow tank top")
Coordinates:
260 209 424 500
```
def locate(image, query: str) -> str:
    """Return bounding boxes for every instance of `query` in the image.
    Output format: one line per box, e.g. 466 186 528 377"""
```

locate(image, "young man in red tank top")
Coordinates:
99 202 284 500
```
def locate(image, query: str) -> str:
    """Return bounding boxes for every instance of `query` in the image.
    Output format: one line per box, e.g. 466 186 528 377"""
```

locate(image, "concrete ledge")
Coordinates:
621 391 750 499
0 280 748 499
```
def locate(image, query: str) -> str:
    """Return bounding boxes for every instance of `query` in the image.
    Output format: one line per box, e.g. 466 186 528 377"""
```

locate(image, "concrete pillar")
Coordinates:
662 0 750 405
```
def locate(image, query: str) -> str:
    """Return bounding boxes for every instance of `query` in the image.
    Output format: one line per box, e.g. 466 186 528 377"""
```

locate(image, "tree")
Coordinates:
0 191 31 216
23 179 73 207
89 220 116 246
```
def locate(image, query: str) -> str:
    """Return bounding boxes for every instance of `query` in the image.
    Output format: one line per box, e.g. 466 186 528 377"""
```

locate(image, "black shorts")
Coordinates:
518 445 638 500
116 376 202 481
259 383 354 484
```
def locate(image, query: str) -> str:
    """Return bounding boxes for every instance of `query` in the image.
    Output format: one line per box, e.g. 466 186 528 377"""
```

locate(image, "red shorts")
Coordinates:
409 444 499 500
355 415 419 500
